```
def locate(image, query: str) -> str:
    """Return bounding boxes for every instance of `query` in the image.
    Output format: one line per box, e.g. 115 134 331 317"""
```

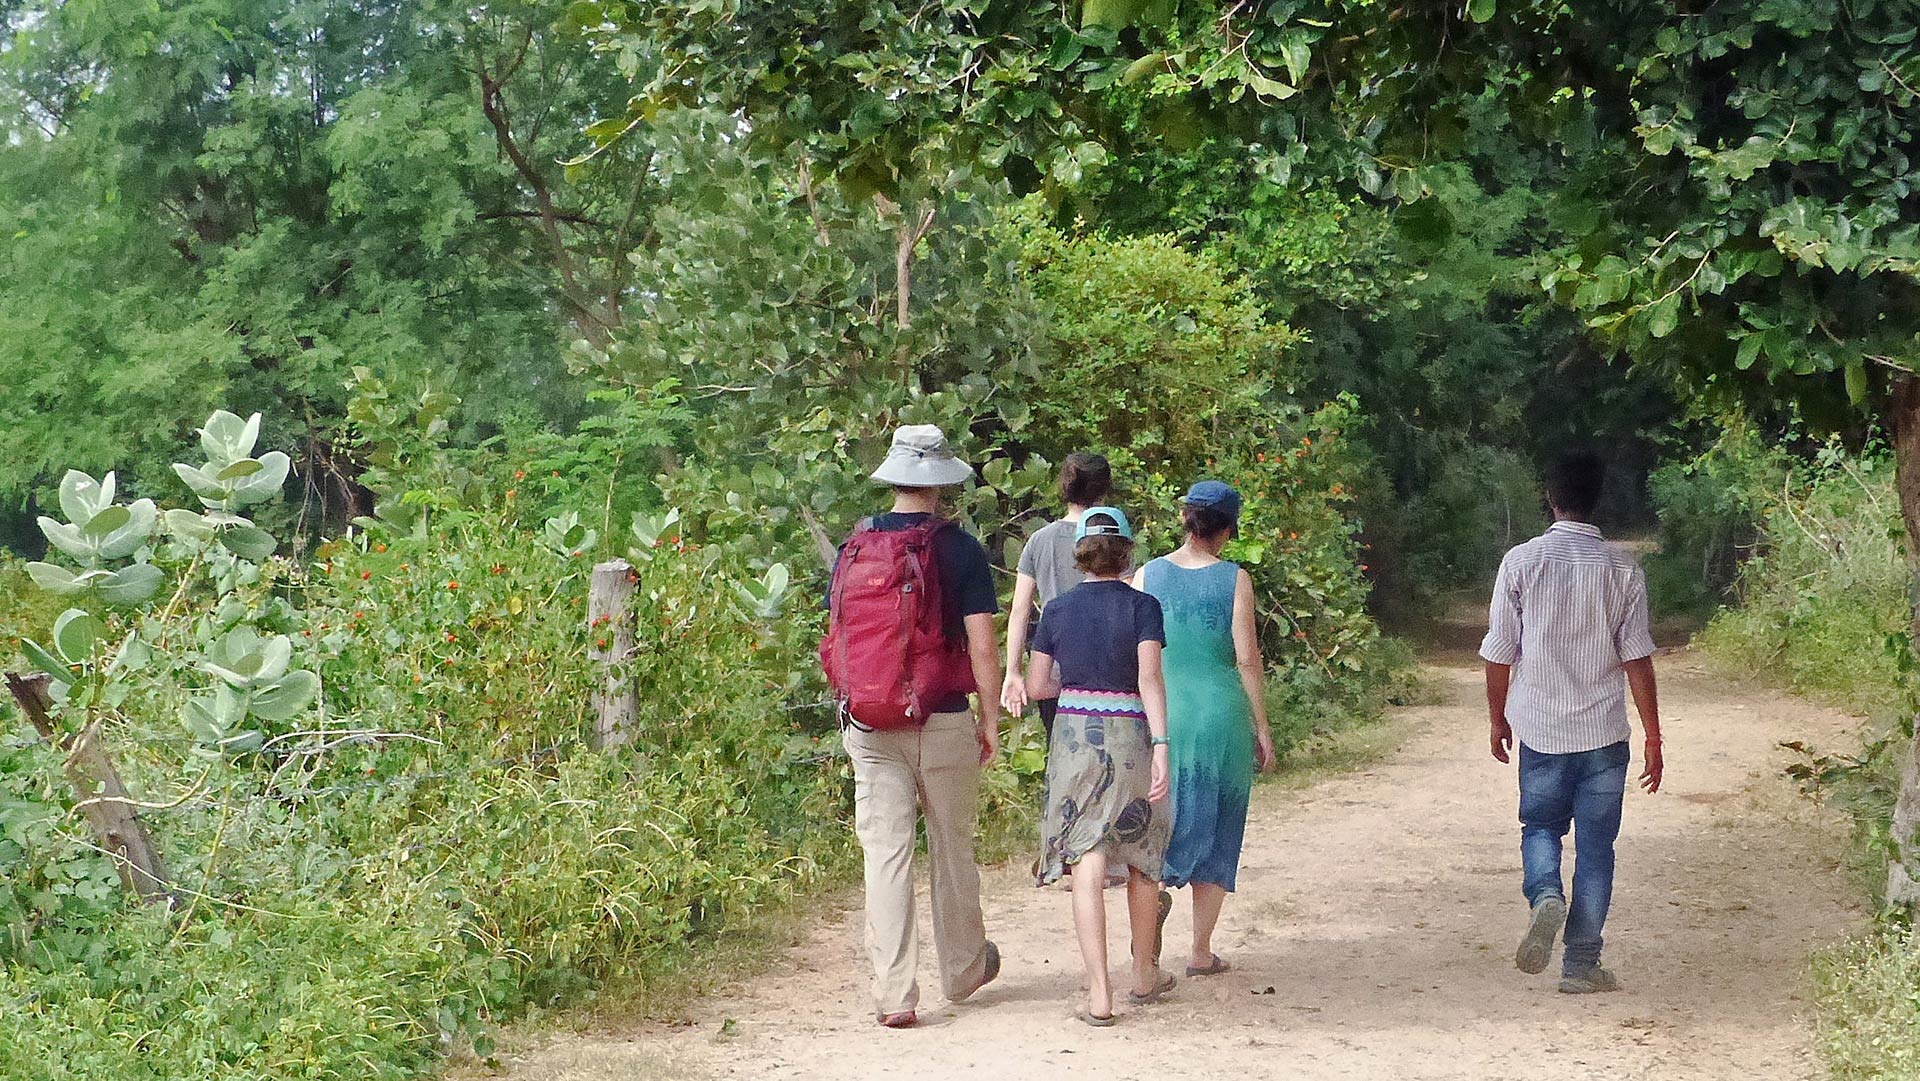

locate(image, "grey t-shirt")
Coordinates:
1018 518 1085 608
1018 519 1086 681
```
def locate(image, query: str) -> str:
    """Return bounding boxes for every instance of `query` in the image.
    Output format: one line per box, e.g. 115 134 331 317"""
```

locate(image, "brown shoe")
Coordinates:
951 941 1001 1002
879 1010 917 1028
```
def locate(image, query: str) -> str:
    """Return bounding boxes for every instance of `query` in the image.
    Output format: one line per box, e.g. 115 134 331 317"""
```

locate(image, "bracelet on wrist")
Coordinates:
1150 736 1170 747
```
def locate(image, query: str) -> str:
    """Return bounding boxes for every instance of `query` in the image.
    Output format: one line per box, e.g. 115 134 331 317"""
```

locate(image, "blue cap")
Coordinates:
1074 506 1134 541
1184 480 1242 522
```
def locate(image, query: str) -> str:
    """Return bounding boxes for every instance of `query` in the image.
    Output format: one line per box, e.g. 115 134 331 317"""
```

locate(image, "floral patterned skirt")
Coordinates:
1034 689 1171 886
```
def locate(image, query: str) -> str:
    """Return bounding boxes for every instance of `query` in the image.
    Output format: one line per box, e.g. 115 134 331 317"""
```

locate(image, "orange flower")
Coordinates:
1302 437 1312 446
444 632 457 643
505 489 517 500
375 543 387 553
446 580 459 591
361 570 372 580
1256 452 1267 463
490 564 505 575
1331 484 1344 496
514 470 526 481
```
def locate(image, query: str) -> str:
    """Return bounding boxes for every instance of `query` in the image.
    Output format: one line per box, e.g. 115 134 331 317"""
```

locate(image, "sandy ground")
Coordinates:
479 649 1865 1081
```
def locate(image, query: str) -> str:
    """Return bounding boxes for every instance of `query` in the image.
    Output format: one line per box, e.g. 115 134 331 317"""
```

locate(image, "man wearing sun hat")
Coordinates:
821 423 1004 1029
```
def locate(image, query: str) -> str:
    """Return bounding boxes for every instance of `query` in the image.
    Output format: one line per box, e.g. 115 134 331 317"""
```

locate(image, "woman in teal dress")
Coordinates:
1133 480 1276 977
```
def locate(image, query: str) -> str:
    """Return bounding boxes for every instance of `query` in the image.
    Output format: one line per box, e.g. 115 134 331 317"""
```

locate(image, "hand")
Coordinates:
1490 717 1513 764
977 715 1000 766
1000 672 1028 717
1640 740 1663 793
1254 731 1277 773
1149 745 1170 802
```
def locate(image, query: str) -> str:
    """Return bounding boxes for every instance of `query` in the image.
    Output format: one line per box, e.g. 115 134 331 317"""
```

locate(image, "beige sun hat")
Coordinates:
869 424 975 488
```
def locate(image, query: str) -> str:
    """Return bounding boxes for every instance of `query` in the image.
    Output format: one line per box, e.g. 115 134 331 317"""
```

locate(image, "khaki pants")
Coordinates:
844 709 991 1016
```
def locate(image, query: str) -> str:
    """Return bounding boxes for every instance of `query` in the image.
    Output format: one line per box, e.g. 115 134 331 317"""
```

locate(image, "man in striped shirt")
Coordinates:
1480 451 1664 995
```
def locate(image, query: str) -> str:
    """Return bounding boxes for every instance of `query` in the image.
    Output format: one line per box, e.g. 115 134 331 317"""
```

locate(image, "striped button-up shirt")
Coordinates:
1479 521 1657 754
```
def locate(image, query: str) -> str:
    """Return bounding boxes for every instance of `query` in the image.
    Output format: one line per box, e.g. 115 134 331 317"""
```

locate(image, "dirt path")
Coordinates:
487 650 1864 1081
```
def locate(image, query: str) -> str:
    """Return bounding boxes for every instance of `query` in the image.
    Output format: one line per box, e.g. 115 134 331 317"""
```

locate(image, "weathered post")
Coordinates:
587 559 638 749
5 673 172 903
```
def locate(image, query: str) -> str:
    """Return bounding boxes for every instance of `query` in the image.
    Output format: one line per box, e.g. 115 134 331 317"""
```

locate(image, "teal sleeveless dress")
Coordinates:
1141 558 1255 891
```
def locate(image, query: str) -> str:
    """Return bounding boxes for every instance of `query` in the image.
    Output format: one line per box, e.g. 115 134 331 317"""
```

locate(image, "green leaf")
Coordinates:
1845 359 1869 406
1278 32 1313 85
58 470 114 525
221 526 277 562
25 562 84 595
1646 294 1680 339
181 697 226 743
1734 333 1765 370
1081 0 1144 30
80 504 131 538
199 410 262 463
1120 53 1166 86
1467 0 1495 22
247 670 319 722
1245 72 1297 100
97 564 164 606
165 509 216 541
18 638 71 683
53 609 104 666
215 458 264 482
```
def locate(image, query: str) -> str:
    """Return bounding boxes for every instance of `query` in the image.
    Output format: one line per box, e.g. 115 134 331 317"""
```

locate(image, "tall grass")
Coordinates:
1666 429 1920 1077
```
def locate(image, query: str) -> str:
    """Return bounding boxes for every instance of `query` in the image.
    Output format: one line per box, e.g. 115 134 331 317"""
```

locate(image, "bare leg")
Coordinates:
1190 882 1228 969
1127 867 1164 995
1072 850 1112 1018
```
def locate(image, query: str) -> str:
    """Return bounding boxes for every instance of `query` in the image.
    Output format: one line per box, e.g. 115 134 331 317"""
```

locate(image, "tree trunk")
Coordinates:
1885 374 1920 907
4 673 173 904
587 560 638 750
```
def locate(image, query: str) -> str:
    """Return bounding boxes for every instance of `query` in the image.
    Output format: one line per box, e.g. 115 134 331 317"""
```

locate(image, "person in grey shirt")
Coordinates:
1480 450 1665 995
1002 453 1112 736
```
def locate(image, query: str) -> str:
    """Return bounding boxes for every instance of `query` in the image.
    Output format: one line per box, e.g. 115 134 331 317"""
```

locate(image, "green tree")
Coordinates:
0 0 655 526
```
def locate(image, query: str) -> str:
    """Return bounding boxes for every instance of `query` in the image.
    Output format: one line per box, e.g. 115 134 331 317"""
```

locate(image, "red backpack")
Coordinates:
820 518 976 730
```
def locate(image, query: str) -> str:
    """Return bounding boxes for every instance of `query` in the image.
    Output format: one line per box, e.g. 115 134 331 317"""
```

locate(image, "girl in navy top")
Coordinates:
1027 507 1175 1025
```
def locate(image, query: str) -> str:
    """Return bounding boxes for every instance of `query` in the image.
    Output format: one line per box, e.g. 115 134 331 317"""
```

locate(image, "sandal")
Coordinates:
1186 953 1231 978
1076 1009 1118 1028
1126 971 1177 1005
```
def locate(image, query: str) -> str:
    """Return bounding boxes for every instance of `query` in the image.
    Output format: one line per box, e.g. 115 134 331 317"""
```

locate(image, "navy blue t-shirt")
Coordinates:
1029 580 1164 694
831 512 998 713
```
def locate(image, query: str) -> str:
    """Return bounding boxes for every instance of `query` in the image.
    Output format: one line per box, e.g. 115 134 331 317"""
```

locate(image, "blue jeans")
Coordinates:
1518 740 1629 976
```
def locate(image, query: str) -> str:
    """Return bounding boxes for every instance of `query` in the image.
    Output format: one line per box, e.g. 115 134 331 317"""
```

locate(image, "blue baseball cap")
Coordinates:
1184 480 1242 522
1074 506 1134 541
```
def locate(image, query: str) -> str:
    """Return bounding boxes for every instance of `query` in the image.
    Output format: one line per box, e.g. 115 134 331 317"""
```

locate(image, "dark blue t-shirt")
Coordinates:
1029 580 1164 693
830 512 998 714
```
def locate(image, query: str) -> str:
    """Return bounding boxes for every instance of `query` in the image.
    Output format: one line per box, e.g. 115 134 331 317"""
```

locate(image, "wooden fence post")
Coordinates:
4 673 173 904
587 559 638 749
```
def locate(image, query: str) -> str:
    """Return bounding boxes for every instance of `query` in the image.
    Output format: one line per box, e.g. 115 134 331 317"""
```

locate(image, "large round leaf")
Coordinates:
220 526 278 562
80 504 131 539
58 470 114 525
25 561 84 595
97 564 164 606
53 609 104 666
246 670 319 722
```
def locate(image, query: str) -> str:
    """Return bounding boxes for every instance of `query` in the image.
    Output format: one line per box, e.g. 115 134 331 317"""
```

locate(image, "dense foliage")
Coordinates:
7 0 1917 1076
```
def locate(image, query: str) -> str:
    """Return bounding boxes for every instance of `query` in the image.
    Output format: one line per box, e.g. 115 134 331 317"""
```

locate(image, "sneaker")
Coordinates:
1559 966 1620 994
1514 896 1567 975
